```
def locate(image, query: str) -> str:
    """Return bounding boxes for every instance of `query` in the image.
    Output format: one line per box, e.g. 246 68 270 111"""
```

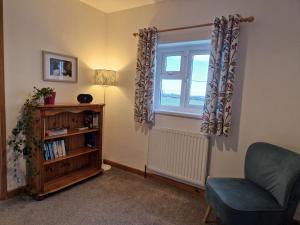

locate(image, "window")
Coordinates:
154 40 210 116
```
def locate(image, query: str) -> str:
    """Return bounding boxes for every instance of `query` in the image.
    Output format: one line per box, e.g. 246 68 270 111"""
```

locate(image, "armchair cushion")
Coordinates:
245 142 300 207
206 178 285 225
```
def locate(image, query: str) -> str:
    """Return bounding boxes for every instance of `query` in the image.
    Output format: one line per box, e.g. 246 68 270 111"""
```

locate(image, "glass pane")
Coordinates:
189 82 207 106
165 56 181 72
189 55 209 106
160 79 182 107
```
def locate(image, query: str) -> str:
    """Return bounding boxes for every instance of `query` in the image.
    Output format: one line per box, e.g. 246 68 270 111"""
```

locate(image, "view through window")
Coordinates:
155 40 210 115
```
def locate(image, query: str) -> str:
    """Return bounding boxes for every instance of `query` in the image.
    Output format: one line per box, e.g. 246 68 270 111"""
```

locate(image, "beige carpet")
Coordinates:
0 168 219 225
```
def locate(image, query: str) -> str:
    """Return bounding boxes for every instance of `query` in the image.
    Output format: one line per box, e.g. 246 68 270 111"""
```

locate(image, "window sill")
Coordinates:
155 110 202 119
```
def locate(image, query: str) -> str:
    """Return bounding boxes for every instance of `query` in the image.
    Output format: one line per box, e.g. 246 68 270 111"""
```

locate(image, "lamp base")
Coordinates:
102 163 112 171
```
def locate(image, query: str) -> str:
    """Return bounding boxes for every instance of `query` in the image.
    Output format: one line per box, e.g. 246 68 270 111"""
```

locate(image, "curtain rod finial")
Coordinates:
246 16 255 22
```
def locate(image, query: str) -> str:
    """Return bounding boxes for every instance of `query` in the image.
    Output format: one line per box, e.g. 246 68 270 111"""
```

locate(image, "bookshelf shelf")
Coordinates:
27 104 104 199
44 128 99 140
43 147 99 165
43 167 102 195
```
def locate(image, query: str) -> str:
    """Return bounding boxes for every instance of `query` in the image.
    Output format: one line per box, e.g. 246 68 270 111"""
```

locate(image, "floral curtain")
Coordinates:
134 27 158 124
201 15 241 136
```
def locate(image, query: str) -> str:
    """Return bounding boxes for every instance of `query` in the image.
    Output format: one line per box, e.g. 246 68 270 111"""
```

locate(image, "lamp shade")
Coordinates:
95 69 117 86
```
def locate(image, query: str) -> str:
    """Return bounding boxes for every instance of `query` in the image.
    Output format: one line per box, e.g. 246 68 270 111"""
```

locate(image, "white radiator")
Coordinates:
148 128 209 187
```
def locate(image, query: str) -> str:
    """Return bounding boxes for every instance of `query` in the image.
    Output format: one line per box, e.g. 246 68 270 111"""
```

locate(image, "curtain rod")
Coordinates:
133 16 254 37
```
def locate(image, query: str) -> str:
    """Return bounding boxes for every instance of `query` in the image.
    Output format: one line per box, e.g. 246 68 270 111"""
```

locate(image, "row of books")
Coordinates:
85 133 97 148
84 113 99 129
92 114 99 128
44 140 66 161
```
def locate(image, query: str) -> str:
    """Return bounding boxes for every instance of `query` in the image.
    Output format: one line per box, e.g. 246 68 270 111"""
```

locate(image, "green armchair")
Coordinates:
204 142 300 225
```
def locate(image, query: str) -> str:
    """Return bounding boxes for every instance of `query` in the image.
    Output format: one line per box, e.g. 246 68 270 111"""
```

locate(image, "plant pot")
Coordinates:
44 91 56 105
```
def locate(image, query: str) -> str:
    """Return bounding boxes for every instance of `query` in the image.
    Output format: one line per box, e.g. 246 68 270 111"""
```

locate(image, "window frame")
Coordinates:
161 52 184 75
154 40 210 116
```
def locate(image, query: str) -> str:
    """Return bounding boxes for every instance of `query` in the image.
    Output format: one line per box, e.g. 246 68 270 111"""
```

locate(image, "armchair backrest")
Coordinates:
245 142 300 208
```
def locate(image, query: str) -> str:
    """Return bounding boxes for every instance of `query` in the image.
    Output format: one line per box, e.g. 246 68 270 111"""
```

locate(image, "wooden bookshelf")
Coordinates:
27 104 104 199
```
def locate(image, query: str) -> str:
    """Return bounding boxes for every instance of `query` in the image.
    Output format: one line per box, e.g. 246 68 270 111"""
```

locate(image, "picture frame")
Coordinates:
43 51 78 83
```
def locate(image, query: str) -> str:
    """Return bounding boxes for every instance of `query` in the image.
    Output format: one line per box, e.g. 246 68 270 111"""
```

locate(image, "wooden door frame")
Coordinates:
0 0 7 200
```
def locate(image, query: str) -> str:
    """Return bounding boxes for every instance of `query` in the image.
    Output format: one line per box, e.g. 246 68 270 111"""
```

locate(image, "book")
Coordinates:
93 114 99 128
52 142 59 158
45 128 68 137
47 143 51 159
84 114 93 128
58 140 65 157
58 141 63 157
85 113 99 129
61 140 66 156
47 143 54 160
44 144 49 160
92 115 96 128
54 141 59 157
56 140 64 157
76 127 89 131
46 143 51 160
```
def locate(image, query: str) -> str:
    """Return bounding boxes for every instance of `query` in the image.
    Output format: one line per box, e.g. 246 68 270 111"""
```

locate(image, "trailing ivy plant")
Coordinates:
8 87 54 182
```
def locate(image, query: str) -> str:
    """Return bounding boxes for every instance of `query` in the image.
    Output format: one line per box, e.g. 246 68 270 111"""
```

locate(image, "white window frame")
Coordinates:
154 40 210 117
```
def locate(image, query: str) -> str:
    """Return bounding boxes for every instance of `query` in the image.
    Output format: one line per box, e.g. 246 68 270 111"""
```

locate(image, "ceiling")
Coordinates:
80 0 165 13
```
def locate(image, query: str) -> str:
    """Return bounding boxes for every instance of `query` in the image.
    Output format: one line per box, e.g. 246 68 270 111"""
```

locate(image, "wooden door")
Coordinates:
0 0 7 200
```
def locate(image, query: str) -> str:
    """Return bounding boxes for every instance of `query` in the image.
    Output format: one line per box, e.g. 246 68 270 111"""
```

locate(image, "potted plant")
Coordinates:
43 88 56 105
8 87 54 181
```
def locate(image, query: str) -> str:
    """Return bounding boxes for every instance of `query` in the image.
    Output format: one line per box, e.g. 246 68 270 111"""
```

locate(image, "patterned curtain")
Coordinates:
201 15 241 136
134 27 158 124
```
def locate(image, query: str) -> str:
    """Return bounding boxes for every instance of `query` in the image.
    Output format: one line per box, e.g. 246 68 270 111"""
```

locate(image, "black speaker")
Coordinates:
77 94 93 104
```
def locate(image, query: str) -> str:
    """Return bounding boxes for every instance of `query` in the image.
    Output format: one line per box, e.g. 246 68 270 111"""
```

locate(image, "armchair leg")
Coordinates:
203 206 212 223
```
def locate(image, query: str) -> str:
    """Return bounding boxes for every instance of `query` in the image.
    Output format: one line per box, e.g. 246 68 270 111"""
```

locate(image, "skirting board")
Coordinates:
7 186 25 199
103 159 300 224
103 159 144 177
147 172 204 196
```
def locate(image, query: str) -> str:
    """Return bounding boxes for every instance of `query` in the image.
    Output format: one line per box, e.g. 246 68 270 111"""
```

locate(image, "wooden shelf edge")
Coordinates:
42 167 103 196
38 104 105 109
44 147 99 165
39 104 105 116
44 128 99 140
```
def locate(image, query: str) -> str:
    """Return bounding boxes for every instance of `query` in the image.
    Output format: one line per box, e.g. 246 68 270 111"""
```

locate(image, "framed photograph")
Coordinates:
43 51 78 83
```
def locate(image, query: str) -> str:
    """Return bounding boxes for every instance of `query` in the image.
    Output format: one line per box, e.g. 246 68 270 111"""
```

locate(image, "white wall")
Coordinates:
105 0 300 218
105 0 300 176
4 0 107 190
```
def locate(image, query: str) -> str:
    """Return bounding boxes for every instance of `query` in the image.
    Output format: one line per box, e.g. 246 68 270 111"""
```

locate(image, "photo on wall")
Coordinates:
43 51 78 83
